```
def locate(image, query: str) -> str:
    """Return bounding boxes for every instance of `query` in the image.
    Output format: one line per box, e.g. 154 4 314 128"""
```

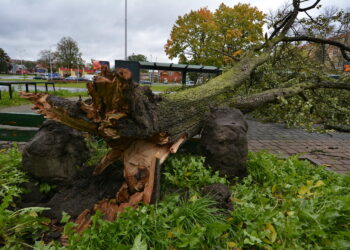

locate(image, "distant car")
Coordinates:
33 75 44 80
140 80 152 85
65 76 78 81
186 80 195 85
82 74 95 81
328 74 340 80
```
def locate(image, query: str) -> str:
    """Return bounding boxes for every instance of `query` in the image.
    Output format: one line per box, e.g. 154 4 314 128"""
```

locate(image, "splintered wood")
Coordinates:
75 139 184 233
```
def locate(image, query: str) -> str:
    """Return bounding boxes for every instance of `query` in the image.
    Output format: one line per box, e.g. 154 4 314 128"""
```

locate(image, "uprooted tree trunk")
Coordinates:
21 0 350 230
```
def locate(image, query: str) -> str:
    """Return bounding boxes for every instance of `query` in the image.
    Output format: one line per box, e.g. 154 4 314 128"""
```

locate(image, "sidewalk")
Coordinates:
247 119 350 174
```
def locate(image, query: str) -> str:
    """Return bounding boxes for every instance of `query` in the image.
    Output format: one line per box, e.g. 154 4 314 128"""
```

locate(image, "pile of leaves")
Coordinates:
1 145 349 249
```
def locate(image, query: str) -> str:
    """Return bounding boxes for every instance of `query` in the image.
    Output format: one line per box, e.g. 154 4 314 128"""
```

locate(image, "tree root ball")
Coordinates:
22 120 90 183
200 107 248 180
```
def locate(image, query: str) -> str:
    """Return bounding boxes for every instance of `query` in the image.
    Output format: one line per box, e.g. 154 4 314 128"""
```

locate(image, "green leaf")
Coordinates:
131 234 147 250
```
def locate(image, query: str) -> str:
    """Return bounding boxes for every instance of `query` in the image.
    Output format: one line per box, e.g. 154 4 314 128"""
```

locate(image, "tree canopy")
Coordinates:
0 48 11 73
37 49 55 69
54 37 84 68
128 53 148 62
164 3 265 66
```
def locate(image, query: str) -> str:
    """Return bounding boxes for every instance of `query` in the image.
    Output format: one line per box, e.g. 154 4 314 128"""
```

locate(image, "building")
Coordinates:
327 33 350 72
302 32 350 72
58 67 95 77
159 71 182 83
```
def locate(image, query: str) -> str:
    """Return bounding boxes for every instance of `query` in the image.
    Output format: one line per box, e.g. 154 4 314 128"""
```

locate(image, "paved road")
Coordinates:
1 103 349 174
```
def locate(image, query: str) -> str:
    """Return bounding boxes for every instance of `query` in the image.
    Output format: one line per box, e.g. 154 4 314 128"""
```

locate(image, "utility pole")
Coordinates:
49 50 53 80
125 0 127 60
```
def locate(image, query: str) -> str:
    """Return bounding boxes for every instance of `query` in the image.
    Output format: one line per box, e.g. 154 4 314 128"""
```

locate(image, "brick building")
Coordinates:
159 70 182 83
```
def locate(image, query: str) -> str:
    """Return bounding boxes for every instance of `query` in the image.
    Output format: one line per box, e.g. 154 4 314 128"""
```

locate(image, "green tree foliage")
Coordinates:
247 7 350 129
0 48 11 73
128 53 147 62
165 3 265 66
54 37 84 68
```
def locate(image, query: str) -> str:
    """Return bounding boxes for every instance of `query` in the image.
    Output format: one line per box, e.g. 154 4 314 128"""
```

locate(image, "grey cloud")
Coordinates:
0 0 348 64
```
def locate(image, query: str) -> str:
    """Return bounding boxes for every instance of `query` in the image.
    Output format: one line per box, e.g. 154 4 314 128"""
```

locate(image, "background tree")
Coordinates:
128 53 147 62
164 3 265 66
0 48 11 73
37 49 56 70
54 37 84 68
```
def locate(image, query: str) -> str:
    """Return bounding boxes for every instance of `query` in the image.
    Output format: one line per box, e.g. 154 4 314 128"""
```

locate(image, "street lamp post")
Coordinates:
125 0 127 60
48 45 55 80
49 51 53 80
16 48 25 79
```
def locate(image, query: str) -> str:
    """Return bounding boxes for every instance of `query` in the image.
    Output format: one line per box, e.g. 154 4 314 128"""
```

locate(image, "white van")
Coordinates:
83 74 96 81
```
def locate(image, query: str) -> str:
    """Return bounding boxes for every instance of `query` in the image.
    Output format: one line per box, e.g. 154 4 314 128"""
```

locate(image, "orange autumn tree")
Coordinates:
165 3 265 66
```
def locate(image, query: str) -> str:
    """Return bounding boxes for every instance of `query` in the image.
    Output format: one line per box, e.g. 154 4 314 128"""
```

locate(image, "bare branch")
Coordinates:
234 81 350 113
281 36 350 60
298 0 321 11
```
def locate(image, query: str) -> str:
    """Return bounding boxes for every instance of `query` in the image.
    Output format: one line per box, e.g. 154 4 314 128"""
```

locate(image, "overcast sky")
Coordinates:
0 0 348 65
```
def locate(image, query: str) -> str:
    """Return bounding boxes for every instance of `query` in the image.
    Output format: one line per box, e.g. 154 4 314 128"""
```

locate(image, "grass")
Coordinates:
37 82 87 88
0 145 49 248
0 78 47 82
1 142 349 249
0 79 177 92
0 89 88 109
0 84 177 108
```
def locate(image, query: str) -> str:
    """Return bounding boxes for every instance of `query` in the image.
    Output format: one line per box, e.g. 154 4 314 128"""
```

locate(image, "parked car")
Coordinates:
33 75 44 80
82 74 96 81
65 76 78 81
140 80 152 85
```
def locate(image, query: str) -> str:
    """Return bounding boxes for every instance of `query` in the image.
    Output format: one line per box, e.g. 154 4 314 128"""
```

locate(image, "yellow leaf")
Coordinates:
29 211 38 217
189 195 198 202
227 241 237 248
314 180 325 188
167 232 176 238
271 185 276 193
298 185 309 195
230 197 242 202
306 180 313 186
265 223 277 243
287 211 295 216
226 217 234 222
221 233 229 238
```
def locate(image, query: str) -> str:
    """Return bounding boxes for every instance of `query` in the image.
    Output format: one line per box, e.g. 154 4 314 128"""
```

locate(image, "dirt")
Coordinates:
20 162 124 220
200 107 248 180
201 183 232 210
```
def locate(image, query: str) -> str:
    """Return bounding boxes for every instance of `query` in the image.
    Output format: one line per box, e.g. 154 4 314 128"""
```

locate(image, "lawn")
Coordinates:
0 90 88 109
0 84 178 108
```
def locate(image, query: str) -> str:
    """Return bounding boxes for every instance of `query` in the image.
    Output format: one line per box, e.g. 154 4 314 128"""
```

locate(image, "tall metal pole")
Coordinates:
125 0 127 60
49 50 53 80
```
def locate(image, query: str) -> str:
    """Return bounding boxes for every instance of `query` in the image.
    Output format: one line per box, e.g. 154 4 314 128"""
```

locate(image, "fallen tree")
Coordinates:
22 0 350 228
